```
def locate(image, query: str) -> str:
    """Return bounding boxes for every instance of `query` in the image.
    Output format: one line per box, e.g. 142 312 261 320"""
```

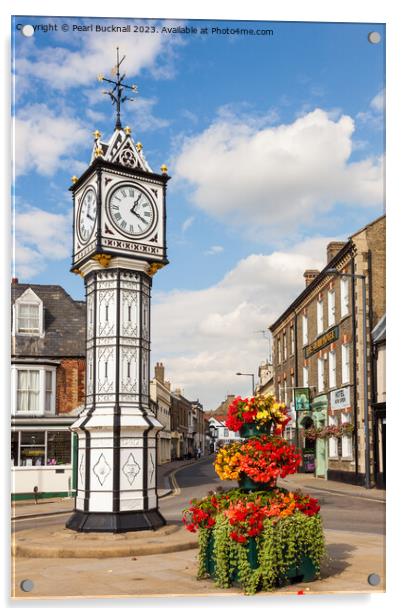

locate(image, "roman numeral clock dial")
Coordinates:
107 184 156 238
77 187 97 243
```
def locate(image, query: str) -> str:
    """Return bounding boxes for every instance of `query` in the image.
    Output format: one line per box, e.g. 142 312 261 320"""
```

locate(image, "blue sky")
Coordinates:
12 16 385 407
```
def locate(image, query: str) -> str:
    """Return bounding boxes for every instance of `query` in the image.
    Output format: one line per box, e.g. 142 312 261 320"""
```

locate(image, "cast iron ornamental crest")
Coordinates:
97 47 138 130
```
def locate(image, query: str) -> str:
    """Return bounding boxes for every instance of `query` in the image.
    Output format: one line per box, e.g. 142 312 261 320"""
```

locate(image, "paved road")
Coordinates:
13 455 385 535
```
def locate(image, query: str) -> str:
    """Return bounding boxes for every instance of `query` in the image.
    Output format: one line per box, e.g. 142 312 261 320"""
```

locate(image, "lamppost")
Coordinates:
236 372 255 395
327 268 371 489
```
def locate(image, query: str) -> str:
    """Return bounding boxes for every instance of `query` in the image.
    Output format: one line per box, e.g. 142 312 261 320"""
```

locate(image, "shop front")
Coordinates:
11 418 77 500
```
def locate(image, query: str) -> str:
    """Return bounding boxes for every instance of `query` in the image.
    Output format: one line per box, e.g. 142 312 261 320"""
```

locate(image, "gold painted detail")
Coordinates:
95 146 103 157
148 262 165 277
160 164 168 174
72 268 84 277
136 142 143 152
97 73 104 82
71 176 78 184
92 254 112 268
93 129 101 139
124 126 131 135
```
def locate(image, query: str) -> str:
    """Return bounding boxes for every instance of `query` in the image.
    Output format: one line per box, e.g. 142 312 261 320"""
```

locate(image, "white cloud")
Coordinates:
172 108 383 236
152 237 331 408
14 104 88 177
15 21 183 92
356 89 385 129
205 245 224 255
370 89 385 113
181 216 195 232
13 206 71 279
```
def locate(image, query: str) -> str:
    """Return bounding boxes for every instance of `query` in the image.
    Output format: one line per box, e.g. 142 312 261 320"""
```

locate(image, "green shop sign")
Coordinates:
304 325 339 359
294 387 310 412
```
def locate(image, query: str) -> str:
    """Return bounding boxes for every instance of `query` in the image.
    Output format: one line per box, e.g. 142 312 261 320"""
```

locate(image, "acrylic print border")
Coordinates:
3 0 398 612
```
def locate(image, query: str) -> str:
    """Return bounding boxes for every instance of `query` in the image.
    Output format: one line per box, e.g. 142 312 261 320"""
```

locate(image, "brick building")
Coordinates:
170 388 192 459
269 215 385 486
11 280 86 499
150 362 172 465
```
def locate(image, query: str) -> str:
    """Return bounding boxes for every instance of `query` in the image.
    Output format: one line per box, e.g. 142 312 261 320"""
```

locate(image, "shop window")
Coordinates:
11 432 19 466
19 432 45 466
47 431 72 465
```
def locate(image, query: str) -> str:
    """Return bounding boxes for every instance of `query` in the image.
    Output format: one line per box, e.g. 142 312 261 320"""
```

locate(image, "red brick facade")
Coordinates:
56 358 86 414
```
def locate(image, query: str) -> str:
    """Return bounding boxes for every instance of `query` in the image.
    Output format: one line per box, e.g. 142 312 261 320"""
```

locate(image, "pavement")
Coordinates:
11 459 386 597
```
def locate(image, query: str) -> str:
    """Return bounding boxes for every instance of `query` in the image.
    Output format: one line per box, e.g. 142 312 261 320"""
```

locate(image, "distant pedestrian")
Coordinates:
196 447 201 459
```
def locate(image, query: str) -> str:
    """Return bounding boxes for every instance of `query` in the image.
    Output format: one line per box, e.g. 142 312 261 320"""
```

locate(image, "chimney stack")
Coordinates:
303 270 320 287
326 241 346 264
154 362 165 383
11 278 19 285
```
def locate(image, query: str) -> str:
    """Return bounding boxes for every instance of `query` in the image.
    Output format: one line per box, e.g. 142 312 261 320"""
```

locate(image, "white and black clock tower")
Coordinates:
66 50 169 532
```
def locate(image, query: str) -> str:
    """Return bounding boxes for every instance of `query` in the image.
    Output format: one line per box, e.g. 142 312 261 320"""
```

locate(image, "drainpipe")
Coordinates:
351 256 359 479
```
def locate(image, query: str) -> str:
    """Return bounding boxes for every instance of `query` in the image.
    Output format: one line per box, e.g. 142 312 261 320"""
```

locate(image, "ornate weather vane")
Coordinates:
97 47 138 130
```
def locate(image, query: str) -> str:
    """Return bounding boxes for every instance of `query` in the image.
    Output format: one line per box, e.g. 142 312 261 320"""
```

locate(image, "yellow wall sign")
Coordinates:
304 325 339 359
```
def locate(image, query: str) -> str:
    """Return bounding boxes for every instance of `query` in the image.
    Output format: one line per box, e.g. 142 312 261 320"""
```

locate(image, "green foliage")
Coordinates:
201 511 326 595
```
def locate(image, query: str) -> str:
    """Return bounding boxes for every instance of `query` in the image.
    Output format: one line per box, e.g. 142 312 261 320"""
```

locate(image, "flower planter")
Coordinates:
238 475 274 491
239 421 273 439
204 532 318 586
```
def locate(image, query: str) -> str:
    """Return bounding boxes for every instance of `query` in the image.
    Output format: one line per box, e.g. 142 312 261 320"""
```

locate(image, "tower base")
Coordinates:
65 509 166 533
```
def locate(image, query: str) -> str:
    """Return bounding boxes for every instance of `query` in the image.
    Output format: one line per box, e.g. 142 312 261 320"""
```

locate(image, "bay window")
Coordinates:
12 365 56 415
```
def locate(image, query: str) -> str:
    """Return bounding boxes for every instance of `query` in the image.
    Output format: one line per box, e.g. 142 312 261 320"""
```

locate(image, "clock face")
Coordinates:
77 188 97 244
107 184 156 237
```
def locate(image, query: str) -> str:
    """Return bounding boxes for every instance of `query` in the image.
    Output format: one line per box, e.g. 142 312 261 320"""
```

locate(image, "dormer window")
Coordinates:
13 288 44 337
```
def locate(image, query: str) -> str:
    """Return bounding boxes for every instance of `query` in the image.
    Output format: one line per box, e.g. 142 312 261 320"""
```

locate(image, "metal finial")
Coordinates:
97 47 138 130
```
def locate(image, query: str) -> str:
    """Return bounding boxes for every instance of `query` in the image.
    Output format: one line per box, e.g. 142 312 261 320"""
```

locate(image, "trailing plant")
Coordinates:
191 505 326 595
304 423 355 441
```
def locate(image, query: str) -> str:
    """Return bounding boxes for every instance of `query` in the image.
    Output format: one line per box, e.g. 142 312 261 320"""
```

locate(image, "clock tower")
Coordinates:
66 50 168 532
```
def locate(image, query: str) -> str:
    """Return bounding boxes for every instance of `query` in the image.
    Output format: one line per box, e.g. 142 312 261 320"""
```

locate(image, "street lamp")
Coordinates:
327 267 371 489
236 372 255 395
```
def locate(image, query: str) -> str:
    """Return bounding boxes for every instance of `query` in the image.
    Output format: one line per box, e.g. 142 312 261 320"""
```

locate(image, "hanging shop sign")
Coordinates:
294 387 311 412
330 386 351 411
304 325 339 359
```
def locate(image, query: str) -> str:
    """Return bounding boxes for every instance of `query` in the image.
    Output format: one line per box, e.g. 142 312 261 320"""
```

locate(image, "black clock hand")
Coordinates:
87 213 95 221
132 210 148 225
130 195 141 214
